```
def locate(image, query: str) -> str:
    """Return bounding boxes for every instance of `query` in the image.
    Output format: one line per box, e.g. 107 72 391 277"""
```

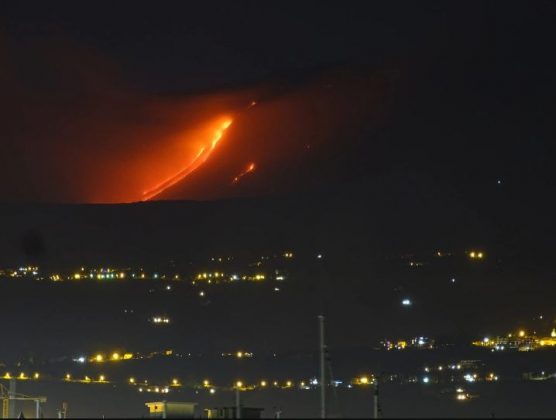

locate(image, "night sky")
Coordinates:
1 3 556 417
0 1 553 207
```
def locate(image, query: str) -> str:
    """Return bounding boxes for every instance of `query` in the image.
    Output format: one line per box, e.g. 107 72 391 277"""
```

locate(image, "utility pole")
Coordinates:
235 387 241 419
318 315 326 419
373 382 380 419
1 383 46 419
8 379 16 419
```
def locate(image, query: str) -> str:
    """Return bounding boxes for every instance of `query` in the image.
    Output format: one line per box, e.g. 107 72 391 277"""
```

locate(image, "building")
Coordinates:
145 401 197 419
204 407 264 419
473 329 556 351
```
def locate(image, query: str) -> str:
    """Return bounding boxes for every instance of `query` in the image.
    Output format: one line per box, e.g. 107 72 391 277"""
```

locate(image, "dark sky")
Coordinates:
0 1 554 206
1 4 556 400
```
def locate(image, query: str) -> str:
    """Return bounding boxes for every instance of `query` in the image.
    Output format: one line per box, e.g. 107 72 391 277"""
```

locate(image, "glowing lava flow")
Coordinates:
142 119 233 201
232 162 256 184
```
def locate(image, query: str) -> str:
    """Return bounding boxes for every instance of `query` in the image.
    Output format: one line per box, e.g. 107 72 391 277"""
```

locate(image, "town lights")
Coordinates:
469 250 485 259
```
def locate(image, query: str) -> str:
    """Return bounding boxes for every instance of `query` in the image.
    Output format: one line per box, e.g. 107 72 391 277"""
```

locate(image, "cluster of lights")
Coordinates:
151 316 171 324
233 380 305 390
64 374 108 383
382 336 434 351
196 272 225 280
0 266 41 278
473 329 556 351
2 372 40 380
424 364 463 373
456 388 469 401
16 266 39 276
91 272 125 280
464 373 477 383
468 251 485 259
486 372 499 381
89 352 134 363
354 375 374 385
221 351 254 359
195 272 267 282
3 372 506 393
3 260 299 284
138 386 170 394
383 340 407 350
3 372 309 390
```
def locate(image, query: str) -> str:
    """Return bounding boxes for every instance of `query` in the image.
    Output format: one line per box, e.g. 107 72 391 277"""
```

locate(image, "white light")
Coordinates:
317 254 323 259
464 374 475 383
78 356 85 363
422 376 429 383
210 388 216 394
402 299 412 306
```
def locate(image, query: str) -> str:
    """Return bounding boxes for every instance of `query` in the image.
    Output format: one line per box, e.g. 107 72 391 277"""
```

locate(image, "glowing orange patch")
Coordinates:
142 118 233 201
232 162 256 184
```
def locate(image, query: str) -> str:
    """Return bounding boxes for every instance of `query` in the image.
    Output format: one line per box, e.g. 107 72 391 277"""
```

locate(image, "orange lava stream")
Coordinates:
232 162 256 184
142 119 233 201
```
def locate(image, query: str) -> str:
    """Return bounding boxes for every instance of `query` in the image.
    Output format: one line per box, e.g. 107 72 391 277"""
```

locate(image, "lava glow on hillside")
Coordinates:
142 118 233 201
232 162 256 185
0 35 388 203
